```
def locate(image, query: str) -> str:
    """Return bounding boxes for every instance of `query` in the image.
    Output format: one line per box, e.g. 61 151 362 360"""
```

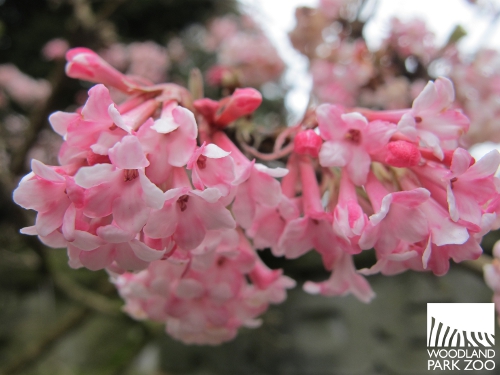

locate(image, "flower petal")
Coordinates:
319 141 349 168
96 224 135 243
462 150 500 181
316 104 345 141
81 84 114 122
129 239 166 261
253 163 288 178
71 230 105 251
144 202 178 239
346 149 371 185
35 198 69 236
75 164 116 188
190 196 236 231
112 183 150 233
108 104 132 133
151 117 179 134
139 170 165 209
49 111 80 137
449 148 472 177
78 244 114 270
31 160 65 182
109 135 149 169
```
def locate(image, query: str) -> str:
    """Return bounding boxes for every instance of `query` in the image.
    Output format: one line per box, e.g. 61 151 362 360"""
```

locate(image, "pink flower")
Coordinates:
398 176 474 275
13 160 75 237
397 77 469 159
332 171 368 249
247 256 296 304
144 187 236 251
193 88 262 128
359 241 421 276
65 218 167 272
12 160 164 272
384 140 422 168
212 131 289 229
243 153 300 255
277 155 347 268
187 142 235 196
50 84 157 165
74 135 164 234
317 104 396 185
65 48 141 92
304 252 375 303
189 229 240 271
421 236 482 276
137 101 197 186
231 162 289 229
359 172 430 255
246 195 299 255
445 148 500 228
411 148 500 231
293 129 323 158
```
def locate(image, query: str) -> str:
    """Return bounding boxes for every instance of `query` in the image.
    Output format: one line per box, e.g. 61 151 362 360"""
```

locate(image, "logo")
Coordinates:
427 303 496 371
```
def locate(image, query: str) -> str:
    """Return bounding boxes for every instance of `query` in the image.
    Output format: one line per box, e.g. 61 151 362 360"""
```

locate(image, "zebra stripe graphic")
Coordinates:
428 317 495 347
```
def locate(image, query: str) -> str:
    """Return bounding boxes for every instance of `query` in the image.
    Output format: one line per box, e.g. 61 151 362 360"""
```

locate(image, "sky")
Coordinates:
238 0 500 124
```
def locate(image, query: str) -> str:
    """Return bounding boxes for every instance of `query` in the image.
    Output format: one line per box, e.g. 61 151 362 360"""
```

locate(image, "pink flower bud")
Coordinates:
213 88 262 127
293 130 322 157
385 140 421 167
65 48 139 93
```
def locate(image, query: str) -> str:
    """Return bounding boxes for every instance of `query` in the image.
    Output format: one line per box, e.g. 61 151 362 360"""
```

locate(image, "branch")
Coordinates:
51 271 122 316
237 134 294 161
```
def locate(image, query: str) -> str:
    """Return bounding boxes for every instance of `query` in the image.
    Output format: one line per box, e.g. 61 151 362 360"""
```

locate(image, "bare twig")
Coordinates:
51 272 122 316
273 124 300 153
238 136 294 161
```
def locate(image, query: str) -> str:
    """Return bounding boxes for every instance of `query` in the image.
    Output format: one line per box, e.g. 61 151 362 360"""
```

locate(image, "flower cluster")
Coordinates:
113 232 294 344
240 77 499 303
13 47 294 344
13 43 500 345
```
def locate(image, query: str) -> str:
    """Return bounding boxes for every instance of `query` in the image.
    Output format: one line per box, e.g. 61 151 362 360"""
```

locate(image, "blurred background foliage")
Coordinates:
0 0 498 374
